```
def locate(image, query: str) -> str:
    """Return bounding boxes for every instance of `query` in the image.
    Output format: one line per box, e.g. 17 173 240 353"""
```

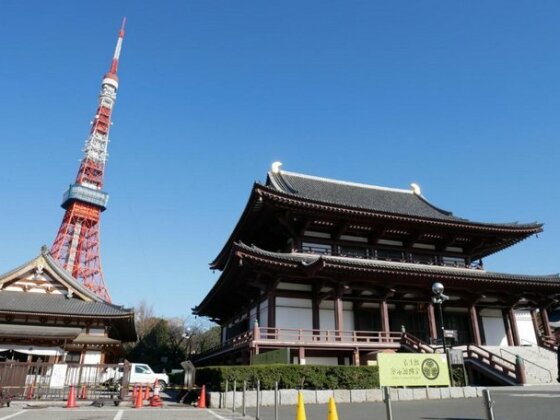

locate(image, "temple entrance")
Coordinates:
390 305 429 343
440 309 472 345
354 307 381 331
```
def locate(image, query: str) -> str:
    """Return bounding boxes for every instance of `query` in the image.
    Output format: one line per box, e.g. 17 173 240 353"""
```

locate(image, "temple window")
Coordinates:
376 249 404 261
442 256 466 267
301 242 332 255
339 245 368 258
409 252 436 265
304 231 331 239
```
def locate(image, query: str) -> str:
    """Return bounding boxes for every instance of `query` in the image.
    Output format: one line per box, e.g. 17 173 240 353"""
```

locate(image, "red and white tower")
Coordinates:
51 19 126 302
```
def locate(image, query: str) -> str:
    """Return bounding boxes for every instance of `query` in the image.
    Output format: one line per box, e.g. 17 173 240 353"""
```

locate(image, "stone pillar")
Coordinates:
427 303 438 344
469 304 482 346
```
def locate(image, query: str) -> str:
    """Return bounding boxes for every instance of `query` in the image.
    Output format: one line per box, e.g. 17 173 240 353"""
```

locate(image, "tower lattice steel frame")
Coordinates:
51 19 126 302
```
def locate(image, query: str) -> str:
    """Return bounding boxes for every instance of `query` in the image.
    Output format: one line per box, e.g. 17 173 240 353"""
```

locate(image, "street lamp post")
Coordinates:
431 282 449 352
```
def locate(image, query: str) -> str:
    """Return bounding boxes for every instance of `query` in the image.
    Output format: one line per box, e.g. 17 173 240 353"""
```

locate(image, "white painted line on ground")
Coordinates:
113 409 124 420
0 411 25 420
207 409 232 420
507 393 560 398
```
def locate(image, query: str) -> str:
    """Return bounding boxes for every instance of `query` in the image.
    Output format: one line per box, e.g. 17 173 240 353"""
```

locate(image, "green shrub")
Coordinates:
196 365 379 391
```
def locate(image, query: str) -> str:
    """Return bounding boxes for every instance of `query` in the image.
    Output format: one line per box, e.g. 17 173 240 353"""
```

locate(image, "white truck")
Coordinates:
101 363 169 390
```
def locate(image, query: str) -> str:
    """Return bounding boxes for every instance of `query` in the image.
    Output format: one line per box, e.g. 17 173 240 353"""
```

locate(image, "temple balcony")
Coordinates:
192 327 405 365
297 246 481 269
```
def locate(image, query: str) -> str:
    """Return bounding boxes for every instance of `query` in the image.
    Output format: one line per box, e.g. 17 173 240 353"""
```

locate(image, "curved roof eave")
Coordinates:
235 243 560 286
257 184 543 233
210 184 264 270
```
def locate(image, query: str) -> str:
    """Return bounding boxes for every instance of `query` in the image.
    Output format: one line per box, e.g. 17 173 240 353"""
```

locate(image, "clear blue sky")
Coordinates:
0 1 559 319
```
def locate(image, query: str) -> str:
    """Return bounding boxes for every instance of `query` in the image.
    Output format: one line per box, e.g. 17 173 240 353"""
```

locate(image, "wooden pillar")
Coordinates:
530 310 541 343
353 349 360 366
503 310 514 346
540 307 552 336
380 300 390 334
267 292 276 329
298 347 306 365
312 285 320 331
469 304 482 346
508 308 520 346
334 292 344 334
427 303 438 344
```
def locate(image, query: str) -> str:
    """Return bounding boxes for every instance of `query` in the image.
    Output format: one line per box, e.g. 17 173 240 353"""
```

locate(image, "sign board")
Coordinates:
251 348 290 365
378 353 450 387
444 330 458 340
448 349 464 365
49 363 68 389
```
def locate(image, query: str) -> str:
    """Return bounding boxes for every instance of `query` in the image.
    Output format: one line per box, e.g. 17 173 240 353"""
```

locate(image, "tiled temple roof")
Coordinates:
0 290 133 317
266 169 541 229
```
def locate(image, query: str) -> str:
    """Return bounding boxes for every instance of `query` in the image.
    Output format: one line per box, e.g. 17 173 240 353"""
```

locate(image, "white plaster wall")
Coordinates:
249 305 257 329
305 357 339 366
343 309 354 331
259 299 268 328
480 309 507 346
275 298 313 337
514 310 537 345
319 301 354 331
83 351 101 364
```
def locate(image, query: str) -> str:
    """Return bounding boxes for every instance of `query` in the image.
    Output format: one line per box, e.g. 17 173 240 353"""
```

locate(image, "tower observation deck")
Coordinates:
51 20 127 302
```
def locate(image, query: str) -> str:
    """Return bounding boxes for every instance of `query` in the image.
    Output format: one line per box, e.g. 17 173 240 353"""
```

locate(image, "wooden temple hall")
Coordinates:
0 246 136 364
193 162 560 367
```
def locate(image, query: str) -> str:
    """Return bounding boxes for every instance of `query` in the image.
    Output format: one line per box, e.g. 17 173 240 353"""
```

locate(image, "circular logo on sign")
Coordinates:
421 358 440 380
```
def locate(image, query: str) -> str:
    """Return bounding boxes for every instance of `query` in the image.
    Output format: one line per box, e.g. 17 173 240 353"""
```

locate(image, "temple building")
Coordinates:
193 163 560 369
0 246 136 364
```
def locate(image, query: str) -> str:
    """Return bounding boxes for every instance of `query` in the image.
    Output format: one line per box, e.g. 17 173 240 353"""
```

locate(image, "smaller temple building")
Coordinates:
0 246 136 364
193 163 560 368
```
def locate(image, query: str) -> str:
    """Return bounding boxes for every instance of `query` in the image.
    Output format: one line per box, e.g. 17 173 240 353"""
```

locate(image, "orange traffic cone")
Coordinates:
25 384 33 400
134 385 143 408
132 384 138 400
197 384 206 408
66 385 78 408
79 384 87 400
144 383 150 400
150 380 163 407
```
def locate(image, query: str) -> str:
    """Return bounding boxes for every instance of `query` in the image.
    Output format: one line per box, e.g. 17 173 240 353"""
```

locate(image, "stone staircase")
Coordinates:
482 346 557 385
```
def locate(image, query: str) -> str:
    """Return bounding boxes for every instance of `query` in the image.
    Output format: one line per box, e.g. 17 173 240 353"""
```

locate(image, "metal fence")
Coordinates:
0 361 130 401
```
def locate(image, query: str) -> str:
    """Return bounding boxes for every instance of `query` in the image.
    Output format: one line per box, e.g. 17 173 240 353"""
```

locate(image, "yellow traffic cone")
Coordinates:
327 397 339 420
296 391 307 420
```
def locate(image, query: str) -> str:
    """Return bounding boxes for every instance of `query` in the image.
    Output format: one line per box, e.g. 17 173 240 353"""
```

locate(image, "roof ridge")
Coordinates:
273 170 413 194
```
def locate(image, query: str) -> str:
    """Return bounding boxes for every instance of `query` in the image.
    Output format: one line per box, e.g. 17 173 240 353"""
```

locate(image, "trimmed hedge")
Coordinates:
168 371 184 385
196 365 379 391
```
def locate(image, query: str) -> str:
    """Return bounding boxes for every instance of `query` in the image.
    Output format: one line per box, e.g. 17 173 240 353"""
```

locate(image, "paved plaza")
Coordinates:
0 386 559 419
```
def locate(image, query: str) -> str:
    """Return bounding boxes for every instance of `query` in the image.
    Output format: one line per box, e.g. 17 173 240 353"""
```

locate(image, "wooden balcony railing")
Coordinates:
255 327 402 345
540 335 558 351
462 345 518 383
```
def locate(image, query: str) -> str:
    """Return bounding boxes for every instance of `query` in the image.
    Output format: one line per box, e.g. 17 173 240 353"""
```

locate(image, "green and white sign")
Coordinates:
378 353 450 387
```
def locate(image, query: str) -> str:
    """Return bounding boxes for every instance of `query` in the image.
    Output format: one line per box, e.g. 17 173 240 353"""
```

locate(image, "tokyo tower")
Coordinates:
51 19 126 302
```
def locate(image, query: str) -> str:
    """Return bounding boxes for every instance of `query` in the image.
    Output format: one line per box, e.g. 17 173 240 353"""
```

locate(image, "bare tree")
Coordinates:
134 300 159 341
